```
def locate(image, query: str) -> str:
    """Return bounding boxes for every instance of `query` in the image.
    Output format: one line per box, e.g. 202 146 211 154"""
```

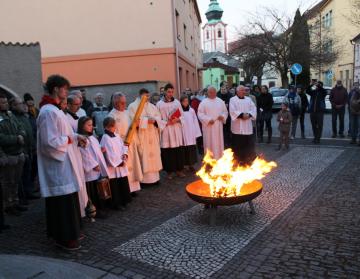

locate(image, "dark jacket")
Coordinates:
277 110 292 133
0 111 25 155
217 91 232 106
257 93 274 112
306 85 327 113
350 89 360 115
299 93 309 113
82 99 94 116
330 86 348 107
12 111 34 155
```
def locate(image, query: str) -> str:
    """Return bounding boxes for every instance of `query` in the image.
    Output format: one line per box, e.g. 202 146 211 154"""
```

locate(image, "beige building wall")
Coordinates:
0 0 174 57
308 0 358 89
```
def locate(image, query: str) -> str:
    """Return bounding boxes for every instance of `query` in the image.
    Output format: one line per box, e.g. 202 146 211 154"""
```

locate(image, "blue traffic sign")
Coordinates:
290 63 303 75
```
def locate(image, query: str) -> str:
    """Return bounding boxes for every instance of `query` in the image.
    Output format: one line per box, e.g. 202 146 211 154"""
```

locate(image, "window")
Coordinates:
218 30 222 38
323 10 333 28
176 10 180 39
323 40 333 53
184 24 187 48
340 71 344 81
206 31 209 39
346 70 350 80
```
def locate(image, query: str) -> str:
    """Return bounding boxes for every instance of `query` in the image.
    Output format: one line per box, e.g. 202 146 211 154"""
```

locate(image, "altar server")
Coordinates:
229 85 257 165
197 86 228 159
100 117 131 209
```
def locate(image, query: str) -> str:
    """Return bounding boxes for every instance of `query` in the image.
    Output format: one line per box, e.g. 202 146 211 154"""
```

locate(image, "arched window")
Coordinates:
206 31 209 39
218 30 222 38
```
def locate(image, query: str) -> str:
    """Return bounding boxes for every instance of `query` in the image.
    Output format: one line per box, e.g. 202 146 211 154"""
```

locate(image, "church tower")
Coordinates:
203 0 228 53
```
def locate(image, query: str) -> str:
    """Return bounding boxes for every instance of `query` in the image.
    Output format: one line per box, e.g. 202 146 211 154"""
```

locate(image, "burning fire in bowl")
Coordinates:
186 149 277 225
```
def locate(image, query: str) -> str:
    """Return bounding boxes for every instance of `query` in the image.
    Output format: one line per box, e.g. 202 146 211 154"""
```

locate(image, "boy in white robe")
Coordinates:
180 95 201 171
156 83 185 179
229 86 257 165
100 117 131 210
197 86 228 160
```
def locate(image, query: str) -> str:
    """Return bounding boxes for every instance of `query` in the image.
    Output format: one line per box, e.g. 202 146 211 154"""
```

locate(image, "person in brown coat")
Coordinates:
277 103 292 150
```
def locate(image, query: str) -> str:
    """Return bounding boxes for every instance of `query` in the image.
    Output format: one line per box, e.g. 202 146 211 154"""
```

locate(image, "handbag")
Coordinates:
96 177 112 200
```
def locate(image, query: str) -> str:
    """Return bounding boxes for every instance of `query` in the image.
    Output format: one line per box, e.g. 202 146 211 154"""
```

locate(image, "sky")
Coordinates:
197 0 320 41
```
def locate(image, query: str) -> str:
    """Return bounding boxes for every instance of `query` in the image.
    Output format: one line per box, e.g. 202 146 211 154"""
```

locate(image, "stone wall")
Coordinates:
0 42 43 102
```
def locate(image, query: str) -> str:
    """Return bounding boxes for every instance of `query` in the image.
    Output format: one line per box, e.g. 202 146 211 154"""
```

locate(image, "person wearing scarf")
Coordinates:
37 74 87 251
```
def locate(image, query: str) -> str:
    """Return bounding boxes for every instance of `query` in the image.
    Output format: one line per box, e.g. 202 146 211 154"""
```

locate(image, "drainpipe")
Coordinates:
171 0 181 98
350 39 356 84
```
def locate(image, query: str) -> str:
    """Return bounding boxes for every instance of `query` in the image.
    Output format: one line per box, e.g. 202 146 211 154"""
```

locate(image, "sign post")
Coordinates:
290 63 303 88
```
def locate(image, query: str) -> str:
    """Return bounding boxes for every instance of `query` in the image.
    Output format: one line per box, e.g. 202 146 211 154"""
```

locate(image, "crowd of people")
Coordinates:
0 73 359 251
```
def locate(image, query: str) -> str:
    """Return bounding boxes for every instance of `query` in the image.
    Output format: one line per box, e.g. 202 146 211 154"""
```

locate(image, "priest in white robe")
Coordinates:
156 84 185 179
229 85 257 165
64 94 89 217
108 92 143 193
197 86 228 160
37 74 87 251
128 88 163 184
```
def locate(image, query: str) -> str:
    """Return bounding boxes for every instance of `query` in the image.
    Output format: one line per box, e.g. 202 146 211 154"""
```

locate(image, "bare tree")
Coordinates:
349 0 360 27
233 8 293 87
307 15 341 80
229 34 268 85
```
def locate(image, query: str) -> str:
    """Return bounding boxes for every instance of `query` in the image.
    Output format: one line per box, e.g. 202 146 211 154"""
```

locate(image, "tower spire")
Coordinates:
205 0 223 23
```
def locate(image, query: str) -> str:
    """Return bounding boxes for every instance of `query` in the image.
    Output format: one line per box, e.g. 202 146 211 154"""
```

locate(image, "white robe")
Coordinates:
108 108 143 192
182 108 202 146
128 98 162 184
37 104 88 217
100 133 129 179
197 97 228 159
229 96 257 135
79 135 109 182
65 112 78 133
156 99 184 148
65 111 89 217
76 108 87 118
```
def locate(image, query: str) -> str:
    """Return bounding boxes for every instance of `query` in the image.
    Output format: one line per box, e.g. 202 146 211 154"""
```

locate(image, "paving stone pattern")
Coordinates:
113 147 343 278
1 145 359 279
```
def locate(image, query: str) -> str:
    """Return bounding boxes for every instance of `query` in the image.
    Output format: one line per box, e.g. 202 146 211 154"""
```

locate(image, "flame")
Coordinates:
196 149 277 198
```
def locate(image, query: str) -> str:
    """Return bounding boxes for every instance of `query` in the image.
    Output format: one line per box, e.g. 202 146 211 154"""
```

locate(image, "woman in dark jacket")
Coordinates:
256 85 274 143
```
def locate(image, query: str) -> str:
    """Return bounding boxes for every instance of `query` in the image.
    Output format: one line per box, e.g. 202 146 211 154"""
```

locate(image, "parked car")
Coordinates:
269 88 289 110
306 86 332 112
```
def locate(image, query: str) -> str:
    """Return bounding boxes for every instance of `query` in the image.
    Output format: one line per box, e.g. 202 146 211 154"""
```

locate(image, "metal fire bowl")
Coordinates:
186 180 263 206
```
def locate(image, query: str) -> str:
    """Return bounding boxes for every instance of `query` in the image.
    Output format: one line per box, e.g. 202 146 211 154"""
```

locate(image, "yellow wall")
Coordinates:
308 0 358 88
0 0 174 57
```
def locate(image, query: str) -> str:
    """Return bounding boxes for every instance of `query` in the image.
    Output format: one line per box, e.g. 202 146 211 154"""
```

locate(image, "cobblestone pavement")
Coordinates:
0 144 359 279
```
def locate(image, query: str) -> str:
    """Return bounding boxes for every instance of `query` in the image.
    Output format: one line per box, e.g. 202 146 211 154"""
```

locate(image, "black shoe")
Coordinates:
15 204 28 212
19 199 29 206
131 192 138 198
339 134 345 138
267 138 272 144
0 224 11 232
4 207 21 216
331 134 337 138
26 193 41 200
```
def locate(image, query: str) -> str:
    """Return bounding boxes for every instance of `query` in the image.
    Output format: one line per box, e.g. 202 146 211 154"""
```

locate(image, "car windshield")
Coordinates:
270 89 288 97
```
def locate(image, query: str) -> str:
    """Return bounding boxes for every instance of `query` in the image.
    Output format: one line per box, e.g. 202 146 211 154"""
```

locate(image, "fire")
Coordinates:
196 149 277 198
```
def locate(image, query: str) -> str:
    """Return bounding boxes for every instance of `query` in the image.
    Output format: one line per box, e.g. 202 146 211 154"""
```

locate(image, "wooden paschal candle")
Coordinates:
124 94 148 146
